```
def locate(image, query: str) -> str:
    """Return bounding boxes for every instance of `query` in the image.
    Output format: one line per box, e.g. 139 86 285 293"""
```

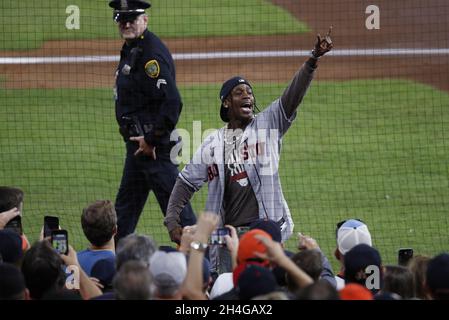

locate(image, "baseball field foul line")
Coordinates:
1 48 449 64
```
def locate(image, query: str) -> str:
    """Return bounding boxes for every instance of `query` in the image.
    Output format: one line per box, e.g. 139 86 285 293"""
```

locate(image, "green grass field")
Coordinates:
0 0 309 50
1 79 448 270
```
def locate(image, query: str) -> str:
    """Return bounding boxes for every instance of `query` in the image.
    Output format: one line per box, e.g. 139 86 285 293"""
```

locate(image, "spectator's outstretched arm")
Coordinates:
182 212 218 300
254 235 313 288
281 26 333 118
298 233 336 287
60 245 102 299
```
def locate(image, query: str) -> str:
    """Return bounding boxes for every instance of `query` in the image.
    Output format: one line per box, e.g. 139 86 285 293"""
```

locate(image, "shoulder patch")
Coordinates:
144 60 160 78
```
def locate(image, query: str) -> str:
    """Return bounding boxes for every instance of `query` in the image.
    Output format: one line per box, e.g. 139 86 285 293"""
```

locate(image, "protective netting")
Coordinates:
1 0 448 268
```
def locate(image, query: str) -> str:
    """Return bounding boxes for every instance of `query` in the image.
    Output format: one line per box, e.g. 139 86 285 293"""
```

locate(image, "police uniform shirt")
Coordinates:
114 29 182 149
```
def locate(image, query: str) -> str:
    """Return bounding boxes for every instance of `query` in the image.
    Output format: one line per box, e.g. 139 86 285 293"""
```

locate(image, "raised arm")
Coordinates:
60 245 103 300
254 234 314 288
281 26 333 118
298 233 337 287
182 212 218 300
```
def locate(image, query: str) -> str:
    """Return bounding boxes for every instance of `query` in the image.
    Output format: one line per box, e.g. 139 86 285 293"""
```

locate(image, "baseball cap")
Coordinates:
232 261 266 287
219 76 252 122
339 283 373 300
337 219 372 255
149 250 187 291
249 219 282 243
0 229 23 264
237 229 271 265
236 264 277 300
344 244 382 285
109 0 151 22
91 256 116 290
209 272 233 299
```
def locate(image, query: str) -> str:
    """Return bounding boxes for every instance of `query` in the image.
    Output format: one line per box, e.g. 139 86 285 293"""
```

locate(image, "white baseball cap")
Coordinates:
149 250 187 290
337 219 372 255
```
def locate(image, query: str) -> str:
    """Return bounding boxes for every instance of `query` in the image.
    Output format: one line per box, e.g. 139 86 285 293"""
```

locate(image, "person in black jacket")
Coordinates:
109 0 196 242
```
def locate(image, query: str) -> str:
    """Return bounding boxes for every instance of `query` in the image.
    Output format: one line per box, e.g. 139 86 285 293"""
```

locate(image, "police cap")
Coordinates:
109 0 151 22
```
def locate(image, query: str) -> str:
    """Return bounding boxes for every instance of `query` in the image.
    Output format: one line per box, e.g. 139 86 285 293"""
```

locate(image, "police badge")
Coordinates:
144 59 160 78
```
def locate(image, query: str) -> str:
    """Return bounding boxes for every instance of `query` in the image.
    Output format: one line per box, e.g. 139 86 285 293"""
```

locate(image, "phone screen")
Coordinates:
398 248 414 266
209 228 230 245
5 215 23 235
44 216 59 238
51 230 68 255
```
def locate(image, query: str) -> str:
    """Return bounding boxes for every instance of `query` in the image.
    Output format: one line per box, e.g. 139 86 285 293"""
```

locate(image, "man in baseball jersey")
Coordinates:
165 28 333 274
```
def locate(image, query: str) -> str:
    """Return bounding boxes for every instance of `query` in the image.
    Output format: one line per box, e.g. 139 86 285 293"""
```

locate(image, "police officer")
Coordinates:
109 0 196 243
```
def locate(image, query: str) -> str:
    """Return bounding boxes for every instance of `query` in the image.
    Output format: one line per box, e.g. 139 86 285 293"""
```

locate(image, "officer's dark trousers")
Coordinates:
115 142 196 243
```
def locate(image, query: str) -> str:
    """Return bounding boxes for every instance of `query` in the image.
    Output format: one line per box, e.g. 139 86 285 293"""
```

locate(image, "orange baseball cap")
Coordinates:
237 229 272 265
339 283 373 300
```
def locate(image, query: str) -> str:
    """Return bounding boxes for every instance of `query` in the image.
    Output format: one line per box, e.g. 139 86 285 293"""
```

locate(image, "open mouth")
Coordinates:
241 102 253 113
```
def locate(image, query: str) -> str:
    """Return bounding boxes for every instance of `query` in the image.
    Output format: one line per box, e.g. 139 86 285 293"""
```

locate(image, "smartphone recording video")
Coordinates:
51 229 68 255
398 248 414 266
209 227 230 245
44 216 59 238
5 215 23 235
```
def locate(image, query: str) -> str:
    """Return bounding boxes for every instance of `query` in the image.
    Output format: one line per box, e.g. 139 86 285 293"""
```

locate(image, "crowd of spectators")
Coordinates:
1 186 448 300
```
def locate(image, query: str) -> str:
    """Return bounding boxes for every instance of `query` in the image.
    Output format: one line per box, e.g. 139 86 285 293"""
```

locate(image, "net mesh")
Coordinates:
1 0 448 267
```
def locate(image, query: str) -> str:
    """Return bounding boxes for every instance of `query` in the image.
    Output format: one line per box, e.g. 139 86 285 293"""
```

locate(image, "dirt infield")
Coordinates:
1 0 448 91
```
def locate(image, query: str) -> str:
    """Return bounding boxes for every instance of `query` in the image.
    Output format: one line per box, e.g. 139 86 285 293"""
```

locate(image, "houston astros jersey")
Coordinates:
178 61 316 242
